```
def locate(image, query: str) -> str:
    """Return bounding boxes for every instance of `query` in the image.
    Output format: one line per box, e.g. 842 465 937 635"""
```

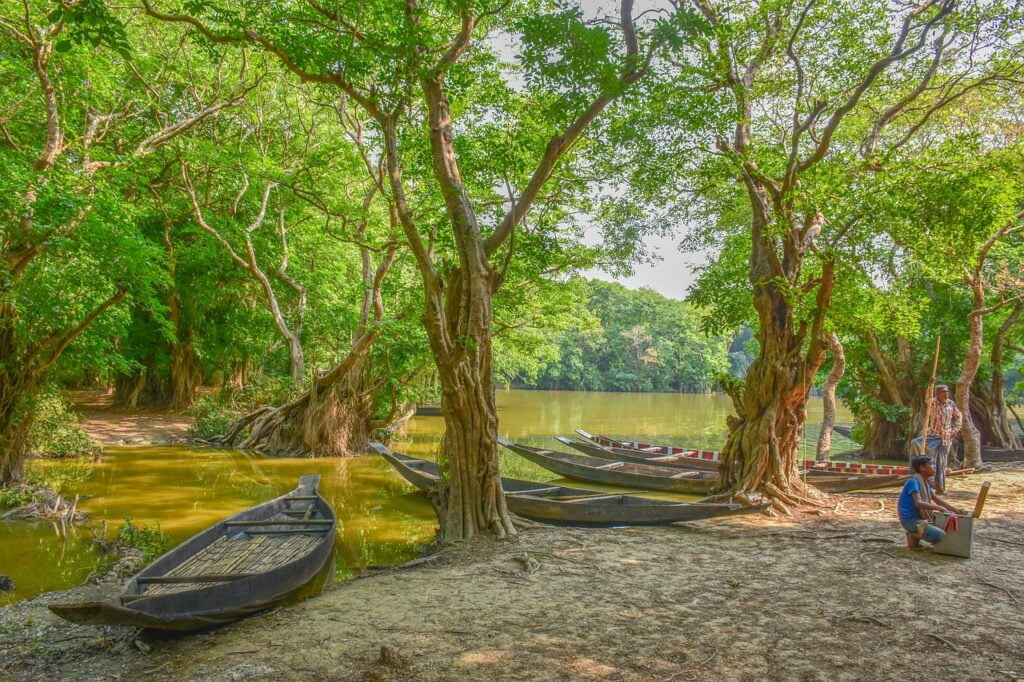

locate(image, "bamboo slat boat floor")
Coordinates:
143 530 321 597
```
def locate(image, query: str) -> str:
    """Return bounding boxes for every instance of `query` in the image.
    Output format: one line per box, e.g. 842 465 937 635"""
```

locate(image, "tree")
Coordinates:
143 0 680 540
0 1 249 485
672 0 1019 507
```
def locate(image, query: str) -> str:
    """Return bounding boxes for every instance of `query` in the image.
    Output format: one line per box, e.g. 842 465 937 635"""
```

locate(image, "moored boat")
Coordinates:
48 475 336 631
556 435 844 477
506 439 912 494
499 439 719 494
577 430 928 477
370 442 769 526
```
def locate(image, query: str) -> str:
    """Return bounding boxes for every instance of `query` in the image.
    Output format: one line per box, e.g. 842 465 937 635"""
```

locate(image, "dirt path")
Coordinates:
2 466 1022 681
68 390 193 445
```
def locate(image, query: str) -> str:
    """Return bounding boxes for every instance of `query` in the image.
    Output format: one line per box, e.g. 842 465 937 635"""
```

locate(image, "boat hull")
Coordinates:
49 476 336 631
370 443 768 526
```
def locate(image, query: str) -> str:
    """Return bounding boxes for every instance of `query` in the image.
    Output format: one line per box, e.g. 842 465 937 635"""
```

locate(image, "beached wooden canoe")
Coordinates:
500 439 720 494
576 429 918 477
48 475 336 631
506 439 911 494
370 442 769 525
558 436 863 478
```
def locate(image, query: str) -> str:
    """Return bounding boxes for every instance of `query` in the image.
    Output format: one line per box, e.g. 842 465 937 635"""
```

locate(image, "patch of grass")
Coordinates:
116 518 169 562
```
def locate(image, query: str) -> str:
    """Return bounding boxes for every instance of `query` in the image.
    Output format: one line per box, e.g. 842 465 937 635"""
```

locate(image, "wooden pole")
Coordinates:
918 336 942 455
972 481 991 518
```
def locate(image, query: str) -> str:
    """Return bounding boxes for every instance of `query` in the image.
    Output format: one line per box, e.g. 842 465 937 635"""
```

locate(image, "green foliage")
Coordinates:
27 394 94 458
0 488 35 510
116 518 169 562
526 280 732 392
189 375 303 438
188 397 236 439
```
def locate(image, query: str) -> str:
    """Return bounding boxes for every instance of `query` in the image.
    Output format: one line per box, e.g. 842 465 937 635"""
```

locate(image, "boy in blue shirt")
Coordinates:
898 455 966 548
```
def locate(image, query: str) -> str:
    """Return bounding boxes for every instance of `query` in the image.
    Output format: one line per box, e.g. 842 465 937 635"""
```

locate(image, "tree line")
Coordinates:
1 0 1021 537
522 280 735 393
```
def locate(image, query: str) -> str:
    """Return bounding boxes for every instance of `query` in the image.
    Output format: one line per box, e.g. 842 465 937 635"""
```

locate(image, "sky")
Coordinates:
583 232 709 301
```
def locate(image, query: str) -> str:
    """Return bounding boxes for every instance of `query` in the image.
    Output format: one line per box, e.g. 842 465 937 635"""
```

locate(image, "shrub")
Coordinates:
116 518 169 562
27 393 95 457
188 397 236 439
0 487 35 510
189 375 301 439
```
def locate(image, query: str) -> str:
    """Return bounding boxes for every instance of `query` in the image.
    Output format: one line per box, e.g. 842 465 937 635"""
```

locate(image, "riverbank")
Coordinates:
3 465 1022 681
70 390 193 446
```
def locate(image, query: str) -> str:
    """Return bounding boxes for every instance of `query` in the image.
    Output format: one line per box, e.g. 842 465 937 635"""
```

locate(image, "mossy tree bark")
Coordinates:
988 302 1023 449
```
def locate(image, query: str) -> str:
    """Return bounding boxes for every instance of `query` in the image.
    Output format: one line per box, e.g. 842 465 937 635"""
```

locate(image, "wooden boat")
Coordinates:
577 429 919 477
49 475 336 631
500 439 719 494
370 442 769 526
507 439 911 494
556 435 843 478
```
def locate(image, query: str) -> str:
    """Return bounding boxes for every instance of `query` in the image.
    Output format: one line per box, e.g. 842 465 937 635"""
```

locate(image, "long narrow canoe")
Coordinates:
370 442 769 526
49 475 336 631
499 439 720 494
577 429 928 476
557 435 840 478
505 439 911 494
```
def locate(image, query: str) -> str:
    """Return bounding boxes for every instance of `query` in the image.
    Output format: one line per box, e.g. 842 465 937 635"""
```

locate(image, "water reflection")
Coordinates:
1 447 436 606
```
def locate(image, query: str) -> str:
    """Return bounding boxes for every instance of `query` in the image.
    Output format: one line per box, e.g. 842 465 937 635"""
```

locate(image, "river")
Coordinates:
0 390 857 606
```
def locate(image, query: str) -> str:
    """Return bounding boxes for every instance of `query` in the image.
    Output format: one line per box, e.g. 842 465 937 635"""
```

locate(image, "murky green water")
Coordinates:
0 390 857 606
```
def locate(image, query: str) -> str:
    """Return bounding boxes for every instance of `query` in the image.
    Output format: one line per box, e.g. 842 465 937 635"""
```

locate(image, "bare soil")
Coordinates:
2 466 1022 681
68 390 193 445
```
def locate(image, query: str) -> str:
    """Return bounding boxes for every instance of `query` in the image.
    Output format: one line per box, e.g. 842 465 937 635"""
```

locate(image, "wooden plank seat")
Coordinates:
510 486 563 496
137 574 253 584
565 494 625 504
224 519 331 527
139 533 322 597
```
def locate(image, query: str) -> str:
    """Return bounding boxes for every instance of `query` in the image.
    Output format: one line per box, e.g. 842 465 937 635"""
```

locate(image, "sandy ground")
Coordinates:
68 390 193 445
2 465 1022 681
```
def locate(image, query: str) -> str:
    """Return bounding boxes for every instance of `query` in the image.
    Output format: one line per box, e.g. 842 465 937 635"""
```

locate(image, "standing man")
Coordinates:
912 384 962 494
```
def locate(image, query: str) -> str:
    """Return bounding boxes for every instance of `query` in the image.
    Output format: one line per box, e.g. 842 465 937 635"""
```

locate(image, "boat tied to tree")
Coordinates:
371 442 769 526
576 430 943 476
504 439 917 494
48 475 336 631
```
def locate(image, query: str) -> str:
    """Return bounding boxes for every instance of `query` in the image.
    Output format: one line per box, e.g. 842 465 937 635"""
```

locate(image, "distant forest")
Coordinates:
517 281 751 393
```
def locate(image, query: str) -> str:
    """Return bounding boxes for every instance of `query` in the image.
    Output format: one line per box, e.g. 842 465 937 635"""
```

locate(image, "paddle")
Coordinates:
918 335 942 455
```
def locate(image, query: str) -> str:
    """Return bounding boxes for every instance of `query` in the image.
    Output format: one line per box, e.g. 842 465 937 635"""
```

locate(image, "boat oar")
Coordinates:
918 335 942 454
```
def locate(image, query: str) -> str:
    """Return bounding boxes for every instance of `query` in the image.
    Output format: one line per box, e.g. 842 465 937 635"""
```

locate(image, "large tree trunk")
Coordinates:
816 332 845 462
988 302 1023 449
958 279 986 468
714 199 835 509
430 267 513 541
168 340 201 411
0 302 35 487
218 330 381 456
0 397 34 488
